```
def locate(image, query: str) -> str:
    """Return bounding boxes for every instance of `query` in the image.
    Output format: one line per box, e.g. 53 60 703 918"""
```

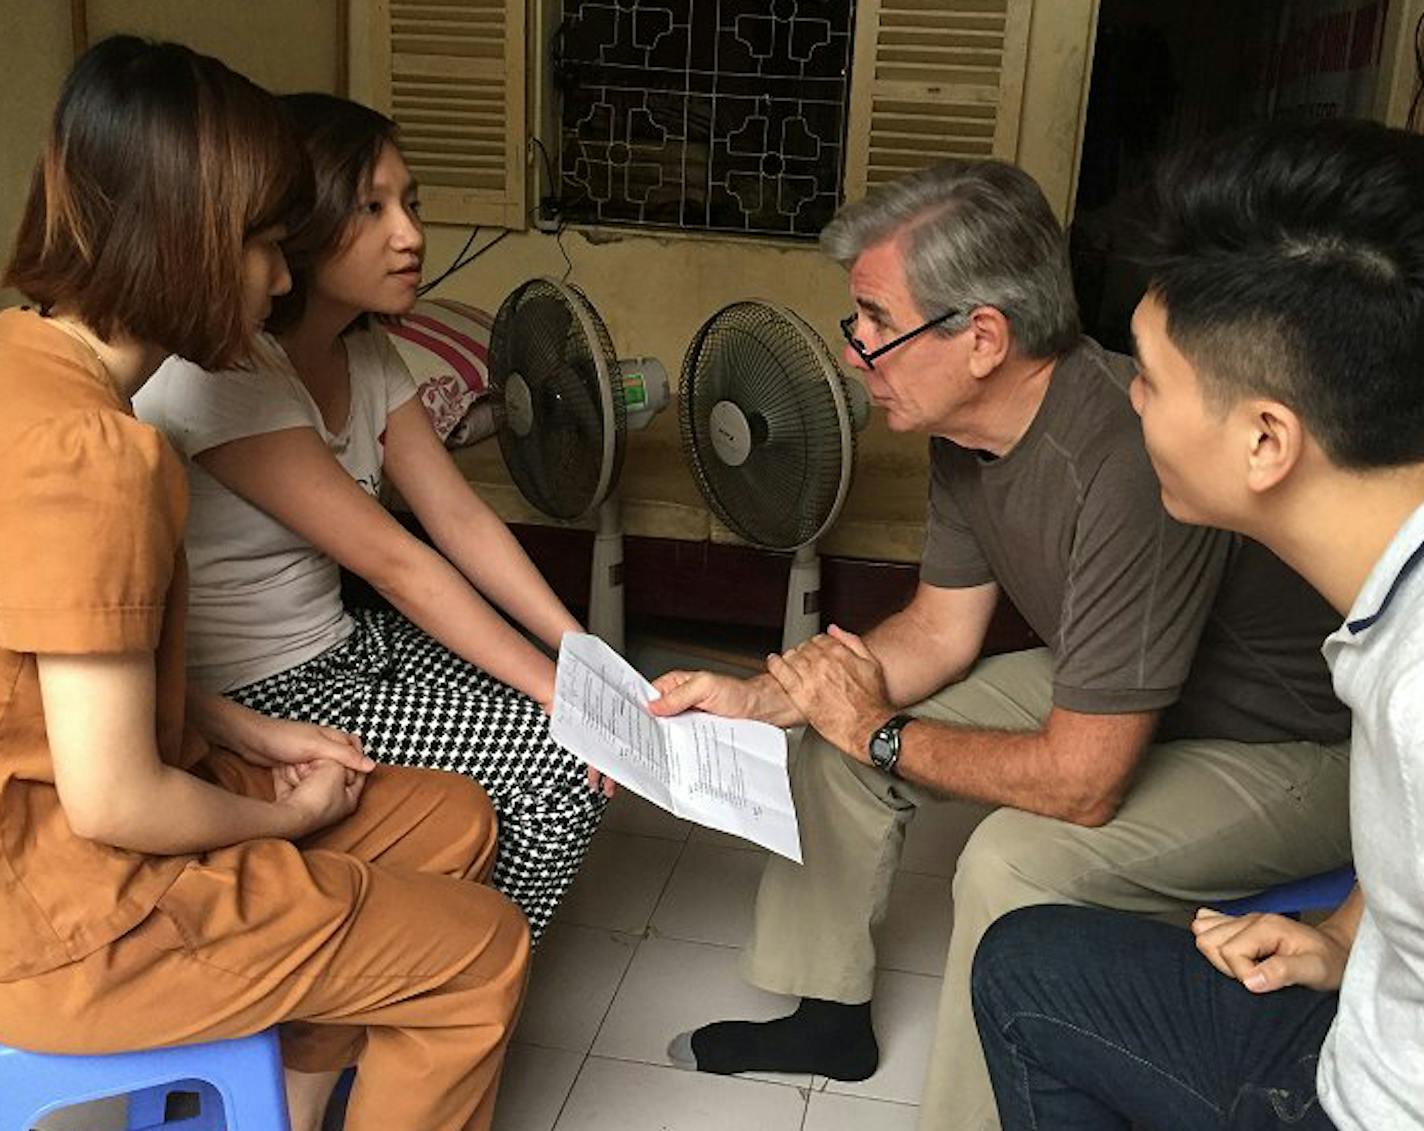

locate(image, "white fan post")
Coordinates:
589 491 625 654
783 543 822 651
586 356 669 654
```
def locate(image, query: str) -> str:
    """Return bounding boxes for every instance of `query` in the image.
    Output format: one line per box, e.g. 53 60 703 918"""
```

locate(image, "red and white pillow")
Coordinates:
383 298 496 447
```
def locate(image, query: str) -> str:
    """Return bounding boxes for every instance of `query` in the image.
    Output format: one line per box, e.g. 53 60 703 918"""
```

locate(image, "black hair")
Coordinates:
1141 117 1424 469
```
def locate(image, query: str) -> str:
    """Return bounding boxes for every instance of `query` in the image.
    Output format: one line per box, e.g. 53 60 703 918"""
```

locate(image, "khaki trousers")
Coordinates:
0 754 530 1131
743 649 1351 1131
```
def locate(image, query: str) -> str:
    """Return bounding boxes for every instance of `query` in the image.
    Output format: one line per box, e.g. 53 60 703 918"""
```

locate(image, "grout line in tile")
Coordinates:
549 1049 587 1131
582 1049 812 1091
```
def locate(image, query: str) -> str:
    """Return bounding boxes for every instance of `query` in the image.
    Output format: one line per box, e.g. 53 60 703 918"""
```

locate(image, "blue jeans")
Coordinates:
971 906 1339 1130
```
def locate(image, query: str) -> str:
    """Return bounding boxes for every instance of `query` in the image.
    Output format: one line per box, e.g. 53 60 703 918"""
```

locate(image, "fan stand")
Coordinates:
588 489 626 654
782 542 821 651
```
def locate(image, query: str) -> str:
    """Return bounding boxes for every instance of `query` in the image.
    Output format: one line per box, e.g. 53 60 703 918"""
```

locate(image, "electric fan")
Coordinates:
488 278 668 653
679 301 869 651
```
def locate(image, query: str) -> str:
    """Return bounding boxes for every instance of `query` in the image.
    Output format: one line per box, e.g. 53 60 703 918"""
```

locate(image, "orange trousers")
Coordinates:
0 754 530 1131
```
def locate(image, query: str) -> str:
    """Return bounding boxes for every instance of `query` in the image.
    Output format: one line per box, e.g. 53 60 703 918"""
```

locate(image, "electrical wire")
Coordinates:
1408 8 1424 133
417 225 479 295
529 134 576 281
417 228 511 295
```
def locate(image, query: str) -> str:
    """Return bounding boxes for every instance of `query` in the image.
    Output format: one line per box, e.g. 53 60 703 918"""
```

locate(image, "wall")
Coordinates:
0 2 71 308
0 0 1099 558
0 0 342 307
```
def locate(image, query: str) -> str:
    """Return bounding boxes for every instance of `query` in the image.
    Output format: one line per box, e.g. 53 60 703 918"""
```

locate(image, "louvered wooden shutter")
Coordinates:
843 0 1033 201
360 0 527 229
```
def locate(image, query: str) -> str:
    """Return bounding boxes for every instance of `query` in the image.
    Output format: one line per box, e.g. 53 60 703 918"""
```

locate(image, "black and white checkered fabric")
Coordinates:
229 606 605 943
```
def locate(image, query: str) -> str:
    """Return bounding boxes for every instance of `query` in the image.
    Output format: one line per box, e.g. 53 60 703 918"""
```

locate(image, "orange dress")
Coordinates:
0 309 528 1131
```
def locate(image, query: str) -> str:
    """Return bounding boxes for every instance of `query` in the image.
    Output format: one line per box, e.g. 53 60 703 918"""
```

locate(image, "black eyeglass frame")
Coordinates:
839 309 961 370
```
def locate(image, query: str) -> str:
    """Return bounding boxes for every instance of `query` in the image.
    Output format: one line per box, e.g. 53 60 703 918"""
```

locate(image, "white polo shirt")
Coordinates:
1316 501 1424 1130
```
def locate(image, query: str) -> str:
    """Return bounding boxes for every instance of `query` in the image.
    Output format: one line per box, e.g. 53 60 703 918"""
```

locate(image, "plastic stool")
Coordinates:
1212 864 1357 918
0 1028 290 1131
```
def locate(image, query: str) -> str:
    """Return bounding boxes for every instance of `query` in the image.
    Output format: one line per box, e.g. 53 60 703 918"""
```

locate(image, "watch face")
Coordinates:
869 728 896 768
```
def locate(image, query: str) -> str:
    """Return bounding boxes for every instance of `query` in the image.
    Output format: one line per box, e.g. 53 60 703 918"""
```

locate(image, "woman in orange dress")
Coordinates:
0 36 527 1131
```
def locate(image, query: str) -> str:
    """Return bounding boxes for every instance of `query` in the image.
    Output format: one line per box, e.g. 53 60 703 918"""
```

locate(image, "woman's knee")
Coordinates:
394 767 498 879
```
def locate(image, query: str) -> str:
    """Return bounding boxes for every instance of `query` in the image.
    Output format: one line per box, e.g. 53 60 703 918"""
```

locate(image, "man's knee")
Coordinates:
952 808 1088 919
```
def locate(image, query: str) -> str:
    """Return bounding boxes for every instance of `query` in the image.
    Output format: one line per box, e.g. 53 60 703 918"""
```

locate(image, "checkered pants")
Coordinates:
229 607 605 943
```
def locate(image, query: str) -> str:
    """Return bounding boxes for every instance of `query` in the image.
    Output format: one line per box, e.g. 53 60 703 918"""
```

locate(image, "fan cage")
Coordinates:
679 301 858 551
489 277 627 520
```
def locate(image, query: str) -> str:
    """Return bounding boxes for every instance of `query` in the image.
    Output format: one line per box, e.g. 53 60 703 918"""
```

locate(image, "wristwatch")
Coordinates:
868 714 915 776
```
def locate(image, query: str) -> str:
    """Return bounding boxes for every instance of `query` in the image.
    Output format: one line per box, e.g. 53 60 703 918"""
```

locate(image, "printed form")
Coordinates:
551 633 802 862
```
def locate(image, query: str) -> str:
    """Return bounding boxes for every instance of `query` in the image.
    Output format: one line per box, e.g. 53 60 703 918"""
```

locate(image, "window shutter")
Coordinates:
361 0 528 229
843 0 1033 201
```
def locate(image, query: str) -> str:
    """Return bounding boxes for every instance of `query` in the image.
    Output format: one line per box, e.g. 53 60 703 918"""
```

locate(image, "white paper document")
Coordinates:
550 633 802 862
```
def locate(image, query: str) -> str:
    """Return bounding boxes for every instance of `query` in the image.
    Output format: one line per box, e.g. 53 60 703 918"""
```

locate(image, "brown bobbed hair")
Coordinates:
264 93 400 335
3 35 311 370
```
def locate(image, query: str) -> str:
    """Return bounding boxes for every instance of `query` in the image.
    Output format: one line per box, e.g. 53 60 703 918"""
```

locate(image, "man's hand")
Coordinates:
1191 907 1352 993
272 758 366 837
765 625 896 758
648 669 802 727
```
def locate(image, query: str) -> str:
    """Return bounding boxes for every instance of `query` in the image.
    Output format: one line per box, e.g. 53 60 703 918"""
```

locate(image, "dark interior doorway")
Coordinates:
1070 0 1393 354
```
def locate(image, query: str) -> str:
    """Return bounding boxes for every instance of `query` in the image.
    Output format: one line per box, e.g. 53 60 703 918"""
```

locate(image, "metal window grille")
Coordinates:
555 0 853 237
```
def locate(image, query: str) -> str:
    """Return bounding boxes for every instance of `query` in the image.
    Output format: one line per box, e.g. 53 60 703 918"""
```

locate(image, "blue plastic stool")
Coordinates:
0 1028 291 1131
1212 864 1357 918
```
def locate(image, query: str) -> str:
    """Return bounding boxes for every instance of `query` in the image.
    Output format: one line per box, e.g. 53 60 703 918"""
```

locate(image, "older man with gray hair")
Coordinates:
650 158 1350 1131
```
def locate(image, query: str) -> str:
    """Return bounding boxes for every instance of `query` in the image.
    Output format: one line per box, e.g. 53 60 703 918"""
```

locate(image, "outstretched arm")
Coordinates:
196 426 562 707
381 398 582 652
650 580 1000 725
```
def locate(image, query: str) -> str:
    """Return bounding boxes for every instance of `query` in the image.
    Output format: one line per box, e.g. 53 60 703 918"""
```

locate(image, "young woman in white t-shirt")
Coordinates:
136 93 608 943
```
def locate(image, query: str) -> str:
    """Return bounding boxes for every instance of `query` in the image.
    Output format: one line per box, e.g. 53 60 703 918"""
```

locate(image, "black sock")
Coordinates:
689 997 878 1080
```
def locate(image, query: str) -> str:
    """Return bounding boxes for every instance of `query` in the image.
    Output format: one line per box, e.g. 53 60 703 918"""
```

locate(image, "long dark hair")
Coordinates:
265 93 400 334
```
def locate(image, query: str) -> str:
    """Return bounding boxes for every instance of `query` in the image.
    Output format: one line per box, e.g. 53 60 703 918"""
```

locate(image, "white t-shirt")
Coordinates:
1316 501 1424 1130
134 328 418 692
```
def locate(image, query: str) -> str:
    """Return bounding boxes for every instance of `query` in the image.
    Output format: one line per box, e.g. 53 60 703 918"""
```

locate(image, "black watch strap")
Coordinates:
868 713 915 776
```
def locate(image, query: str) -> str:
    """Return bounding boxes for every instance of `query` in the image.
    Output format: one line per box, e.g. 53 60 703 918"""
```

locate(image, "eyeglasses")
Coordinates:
839 309 961 370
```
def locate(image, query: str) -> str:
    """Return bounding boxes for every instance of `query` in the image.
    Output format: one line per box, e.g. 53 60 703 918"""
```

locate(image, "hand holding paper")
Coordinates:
551 633 802 862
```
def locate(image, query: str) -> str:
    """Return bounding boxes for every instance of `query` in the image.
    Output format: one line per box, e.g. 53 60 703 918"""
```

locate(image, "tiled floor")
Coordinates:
34 635 987 1131
490 637 988 1131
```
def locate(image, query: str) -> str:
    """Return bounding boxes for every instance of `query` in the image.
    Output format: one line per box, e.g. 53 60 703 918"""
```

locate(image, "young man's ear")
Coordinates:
966 306 1013 378
1244 400 1304 493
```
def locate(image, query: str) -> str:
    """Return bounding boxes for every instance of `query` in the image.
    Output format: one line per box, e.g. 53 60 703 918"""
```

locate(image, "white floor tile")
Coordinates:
650 842 765 947
494 1043 584 1131
899 797 989 878
601 788 692 842
819 969 941 1105
517 925 639 1052
553 1057 806 1131
687 821 764 851
803 1091 919 1131
592 936 812 1087
554 831 684 934
875 872 953 977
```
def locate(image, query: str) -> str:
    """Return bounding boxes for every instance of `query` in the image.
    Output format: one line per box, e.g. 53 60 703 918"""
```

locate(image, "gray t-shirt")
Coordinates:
134 328 418 692
921 338 1347 744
